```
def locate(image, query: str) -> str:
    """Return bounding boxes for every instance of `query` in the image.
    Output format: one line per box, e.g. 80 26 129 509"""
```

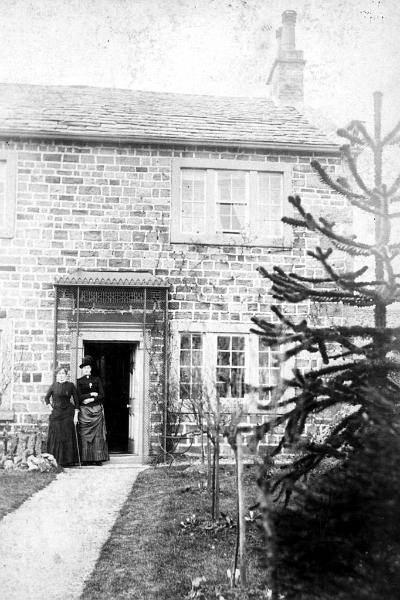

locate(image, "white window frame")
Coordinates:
0 151 17 238
171 158 293 247
214 333 249 401
173 325 283 412
258 339 282 403
178 332 204 403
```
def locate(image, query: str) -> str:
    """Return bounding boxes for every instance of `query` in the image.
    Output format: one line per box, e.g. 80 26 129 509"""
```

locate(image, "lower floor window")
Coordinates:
177 331 281 402
216 335 245 398
179 333 203 401
259 338 281 401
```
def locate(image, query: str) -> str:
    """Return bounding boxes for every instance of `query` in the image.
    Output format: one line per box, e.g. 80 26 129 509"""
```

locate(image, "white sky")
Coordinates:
0 0 399 131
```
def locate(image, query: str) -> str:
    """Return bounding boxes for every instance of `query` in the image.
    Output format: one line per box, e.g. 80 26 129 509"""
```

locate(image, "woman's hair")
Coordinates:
55 366 68 376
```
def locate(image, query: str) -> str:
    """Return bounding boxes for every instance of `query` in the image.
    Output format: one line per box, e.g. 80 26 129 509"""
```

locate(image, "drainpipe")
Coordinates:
163 287 169 462
143 288 147 458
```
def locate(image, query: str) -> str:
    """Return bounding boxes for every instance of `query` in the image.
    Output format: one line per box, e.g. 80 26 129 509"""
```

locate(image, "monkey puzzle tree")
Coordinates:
251 93 400 599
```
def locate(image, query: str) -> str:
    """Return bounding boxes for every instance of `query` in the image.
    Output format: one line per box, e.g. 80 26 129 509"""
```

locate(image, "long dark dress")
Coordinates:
77 375 109 463
44 381 79 467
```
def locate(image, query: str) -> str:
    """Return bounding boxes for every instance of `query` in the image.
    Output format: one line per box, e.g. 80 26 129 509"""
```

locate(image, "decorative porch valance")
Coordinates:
55 270 169 288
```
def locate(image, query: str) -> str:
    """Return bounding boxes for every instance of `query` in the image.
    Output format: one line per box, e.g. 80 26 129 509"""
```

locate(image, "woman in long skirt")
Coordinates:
77 355 109 465
44 367 80 467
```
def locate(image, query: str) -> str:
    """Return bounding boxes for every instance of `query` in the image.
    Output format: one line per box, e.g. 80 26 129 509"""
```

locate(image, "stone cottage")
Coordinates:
0 11 344 461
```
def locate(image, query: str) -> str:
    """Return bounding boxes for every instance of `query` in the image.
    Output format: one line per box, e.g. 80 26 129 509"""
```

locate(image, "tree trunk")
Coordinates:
214 395 220 520
236 431 247 587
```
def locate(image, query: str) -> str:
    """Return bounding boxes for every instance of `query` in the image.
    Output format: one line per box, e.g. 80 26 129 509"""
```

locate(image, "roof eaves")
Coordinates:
0 129 341 154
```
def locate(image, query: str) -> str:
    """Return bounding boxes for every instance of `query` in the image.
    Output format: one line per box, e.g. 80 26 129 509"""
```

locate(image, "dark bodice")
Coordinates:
77 375 105 407
44 381 79 410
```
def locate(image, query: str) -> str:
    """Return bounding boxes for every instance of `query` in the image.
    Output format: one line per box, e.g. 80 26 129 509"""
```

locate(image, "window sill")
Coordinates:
170 235 293 250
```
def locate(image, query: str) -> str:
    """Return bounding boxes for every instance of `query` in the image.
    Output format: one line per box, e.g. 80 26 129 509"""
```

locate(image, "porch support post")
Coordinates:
53 285 59 381
75 285 80 381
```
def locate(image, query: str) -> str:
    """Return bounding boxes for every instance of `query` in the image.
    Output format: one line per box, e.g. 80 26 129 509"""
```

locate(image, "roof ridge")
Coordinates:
0 81 279 104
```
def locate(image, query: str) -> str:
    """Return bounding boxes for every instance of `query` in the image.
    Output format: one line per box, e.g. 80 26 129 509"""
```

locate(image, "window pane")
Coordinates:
218 207 231 231
270 369 280 386
181 335 190 349
217 171 246 202
193 180 204 202
231 370 245 397
192 335 202 350
181 169 206 234
191 383 202 401
216 368 230 397
219 204 230 217
259 368 269 385
232 352 245 366
182 169 205 197
179 333 203 401
182 203 193 216
259 341 281 400
180 382 190 399
217 203 246 232
217 351 230 366
232 336 244 350
192 368 202 383
217 336 230 350
257 172 283 238
180 350 191 366
231 205 245 230
192 350 202 365
218 179 231 201
180 367 190 382
192 203 204 219
216 335 246 399
216 171 248 234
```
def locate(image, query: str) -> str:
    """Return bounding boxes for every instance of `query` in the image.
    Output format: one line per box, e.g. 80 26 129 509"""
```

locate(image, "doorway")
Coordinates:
84 342 136 453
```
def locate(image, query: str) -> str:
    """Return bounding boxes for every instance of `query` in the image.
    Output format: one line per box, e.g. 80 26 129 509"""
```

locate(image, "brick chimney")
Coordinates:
267 10 305 107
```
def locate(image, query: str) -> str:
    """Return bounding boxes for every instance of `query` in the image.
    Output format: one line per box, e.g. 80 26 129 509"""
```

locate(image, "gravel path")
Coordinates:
0 463 145 600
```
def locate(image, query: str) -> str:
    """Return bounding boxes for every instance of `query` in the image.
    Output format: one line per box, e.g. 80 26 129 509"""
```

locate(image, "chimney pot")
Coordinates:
281 10 297 52
282 10 297 23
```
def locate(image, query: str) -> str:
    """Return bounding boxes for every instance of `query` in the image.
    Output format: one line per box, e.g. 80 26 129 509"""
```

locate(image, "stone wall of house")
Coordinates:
0 138 346 452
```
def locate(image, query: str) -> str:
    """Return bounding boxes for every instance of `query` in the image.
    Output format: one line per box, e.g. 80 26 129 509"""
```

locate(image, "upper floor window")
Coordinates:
0 151 17 238
171 158 292 246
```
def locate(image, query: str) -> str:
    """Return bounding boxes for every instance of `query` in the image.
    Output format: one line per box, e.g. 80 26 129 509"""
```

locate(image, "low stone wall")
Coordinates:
167 411 332 460
0 417 52 470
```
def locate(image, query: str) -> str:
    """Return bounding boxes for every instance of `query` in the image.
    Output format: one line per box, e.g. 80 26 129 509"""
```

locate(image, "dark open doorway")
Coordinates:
84 342 133 453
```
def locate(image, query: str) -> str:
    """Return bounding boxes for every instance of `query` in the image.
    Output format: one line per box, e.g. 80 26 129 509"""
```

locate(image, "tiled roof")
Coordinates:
0 83 339 152
56 270 169 288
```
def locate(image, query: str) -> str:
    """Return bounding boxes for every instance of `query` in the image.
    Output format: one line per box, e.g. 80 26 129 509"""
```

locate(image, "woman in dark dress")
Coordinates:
77 355 109 465
44 367 79 467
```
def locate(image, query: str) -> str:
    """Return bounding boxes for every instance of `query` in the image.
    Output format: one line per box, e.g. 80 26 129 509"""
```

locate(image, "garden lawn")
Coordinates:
81 464 268 600
0 470 57 519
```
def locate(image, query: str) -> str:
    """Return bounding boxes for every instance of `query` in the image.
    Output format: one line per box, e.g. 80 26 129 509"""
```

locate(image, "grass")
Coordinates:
0 470 58 519
81 463 268 600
